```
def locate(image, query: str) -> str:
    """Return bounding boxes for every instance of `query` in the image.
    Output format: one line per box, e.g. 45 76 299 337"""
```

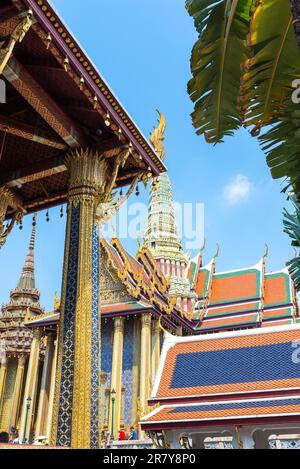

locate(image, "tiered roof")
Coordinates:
0 225 44 354
101 237 192 325
25 235 298 336
187 252 298 332
141 325 300 430
26 237 193 334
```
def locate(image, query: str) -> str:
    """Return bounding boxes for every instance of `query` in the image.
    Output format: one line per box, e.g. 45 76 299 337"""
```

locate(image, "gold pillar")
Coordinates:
0 354 8 413
139 314 152 421
108 317 125 439
51 149 111 449
9 355 26 433
19 329 41 443
151 320 161 389
45 335 58 441
99 372 107 445
35 334 55 437
131 317 140 424
0 186 16 249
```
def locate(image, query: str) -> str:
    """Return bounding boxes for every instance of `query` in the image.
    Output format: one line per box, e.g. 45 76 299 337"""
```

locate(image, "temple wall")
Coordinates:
0 358 17 432
0 314 159 441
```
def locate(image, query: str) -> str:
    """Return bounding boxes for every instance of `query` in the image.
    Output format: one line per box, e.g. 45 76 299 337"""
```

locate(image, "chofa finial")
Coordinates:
200 238 206 255
213 243 220 260
54 292 60 311
150 110 166 161
263 244 269 259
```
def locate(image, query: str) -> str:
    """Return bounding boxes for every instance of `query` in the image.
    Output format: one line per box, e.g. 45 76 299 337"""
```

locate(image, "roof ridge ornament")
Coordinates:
193 238 206 290
150 110 166 161
263 244 269 259
0 9 33 76
213 243 220 261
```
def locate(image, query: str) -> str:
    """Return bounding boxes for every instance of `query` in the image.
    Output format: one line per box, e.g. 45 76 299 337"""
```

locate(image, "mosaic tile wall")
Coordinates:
56 205 80 447
90 226 100 448
101 322 113 386
122 320 134 426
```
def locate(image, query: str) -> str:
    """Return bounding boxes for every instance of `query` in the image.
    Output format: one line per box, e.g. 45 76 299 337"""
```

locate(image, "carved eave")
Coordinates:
100 237 193 327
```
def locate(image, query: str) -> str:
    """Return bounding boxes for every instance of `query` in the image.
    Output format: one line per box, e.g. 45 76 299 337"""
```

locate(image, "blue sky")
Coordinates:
0 0 294 312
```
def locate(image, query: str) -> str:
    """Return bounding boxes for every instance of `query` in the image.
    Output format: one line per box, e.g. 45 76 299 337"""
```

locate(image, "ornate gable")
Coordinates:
100 246 134 305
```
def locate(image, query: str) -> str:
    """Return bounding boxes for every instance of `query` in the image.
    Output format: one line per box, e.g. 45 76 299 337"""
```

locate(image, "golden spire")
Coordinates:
150 110 166 161
25 307 31 323
54 292 61 311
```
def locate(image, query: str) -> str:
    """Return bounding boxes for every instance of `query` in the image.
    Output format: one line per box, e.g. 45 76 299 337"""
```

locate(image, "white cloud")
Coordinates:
223 175 252 206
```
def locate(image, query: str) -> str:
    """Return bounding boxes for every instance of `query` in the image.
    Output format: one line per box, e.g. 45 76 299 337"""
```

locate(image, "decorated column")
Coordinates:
35 333 55 437
45 335 58 441
9 355 26 433
151 320 161 388
19 329 41 442
0 186 19 249
139 314 152 420
51 149 109 449
108 317 125 439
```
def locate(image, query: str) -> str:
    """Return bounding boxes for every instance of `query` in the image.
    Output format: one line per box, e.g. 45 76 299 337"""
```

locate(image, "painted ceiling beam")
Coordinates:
0 115 67 150
0 155 66 188
2 55 87 148
13 0 166 176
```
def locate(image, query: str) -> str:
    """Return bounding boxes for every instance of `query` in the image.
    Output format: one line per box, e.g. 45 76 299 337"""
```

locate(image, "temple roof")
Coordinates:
16 224 36 291
149 325 300 405
187 254 298 331
142 325 300 429
101 237 192 327
24 236 299 336
25 310 59 328
0 0 165 218
141 396 300 430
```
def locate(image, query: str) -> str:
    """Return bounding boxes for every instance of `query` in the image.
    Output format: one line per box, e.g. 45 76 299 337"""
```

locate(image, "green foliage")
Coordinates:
186 0 300 288
284 196 300 289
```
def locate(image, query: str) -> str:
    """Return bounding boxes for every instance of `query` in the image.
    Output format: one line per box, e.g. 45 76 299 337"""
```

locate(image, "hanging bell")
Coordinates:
64 56 70 72
60 206 64 218
104 113 111 127
46 210 50 222
136 185 140 197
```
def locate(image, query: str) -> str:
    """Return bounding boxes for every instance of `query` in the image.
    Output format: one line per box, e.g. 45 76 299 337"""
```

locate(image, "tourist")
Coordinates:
105 431 111 448
128 426 138 441
118 429 126 441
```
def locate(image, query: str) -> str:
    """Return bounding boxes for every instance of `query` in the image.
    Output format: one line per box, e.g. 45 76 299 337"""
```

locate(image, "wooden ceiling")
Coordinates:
0 0 165 218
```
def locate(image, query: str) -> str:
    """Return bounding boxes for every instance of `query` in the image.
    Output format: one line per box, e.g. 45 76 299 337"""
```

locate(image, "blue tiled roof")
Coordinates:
171 342 300 389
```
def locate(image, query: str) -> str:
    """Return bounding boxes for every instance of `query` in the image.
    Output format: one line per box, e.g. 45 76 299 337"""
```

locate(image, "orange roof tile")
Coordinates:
263 308 293 322
264 273 291 307
142 397 300 427
206 302 260 318
199 313 259 331
210 270 260 305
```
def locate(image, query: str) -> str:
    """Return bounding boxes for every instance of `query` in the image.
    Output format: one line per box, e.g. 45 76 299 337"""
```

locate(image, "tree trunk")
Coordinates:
291 0 300 53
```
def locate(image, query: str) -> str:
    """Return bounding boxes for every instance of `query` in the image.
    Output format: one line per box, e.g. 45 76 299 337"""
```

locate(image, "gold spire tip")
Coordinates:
150 110 166 161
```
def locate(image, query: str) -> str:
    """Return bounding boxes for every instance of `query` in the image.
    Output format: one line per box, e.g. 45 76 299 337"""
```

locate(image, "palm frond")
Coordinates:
186 0 252 143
